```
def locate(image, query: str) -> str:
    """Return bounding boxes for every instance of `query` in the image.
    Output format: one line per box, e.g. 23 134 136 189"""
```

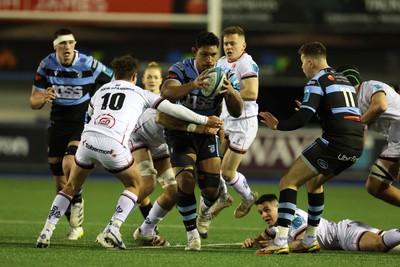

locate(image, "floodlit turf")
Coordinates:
0 175 399 267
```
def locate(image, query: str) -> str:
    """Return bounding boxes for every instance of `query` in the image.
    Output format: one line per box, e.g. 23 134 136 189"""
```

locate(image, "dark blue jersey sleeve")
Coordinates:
276 108 315 131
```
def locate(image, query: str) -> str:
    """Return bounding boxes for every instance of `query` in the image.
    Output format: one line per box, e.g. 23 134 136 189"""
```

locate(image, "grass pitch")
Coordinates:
0 175 399 267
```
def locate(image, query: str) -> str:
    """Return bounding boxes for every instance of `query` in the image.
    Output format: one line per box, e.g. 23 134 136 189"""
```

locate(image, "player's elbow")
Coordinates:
29 99 42 110
160 88 178 102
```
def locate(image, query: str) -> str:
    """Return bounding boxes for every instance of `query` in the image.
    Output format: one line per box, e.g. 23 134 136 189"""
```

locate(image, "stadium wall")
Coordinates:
0 122 384 181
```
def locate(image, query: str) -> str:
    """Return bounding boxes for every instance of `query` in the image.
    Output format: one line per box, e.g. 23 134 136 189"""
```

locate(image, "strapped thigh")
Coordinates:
369 158 396 185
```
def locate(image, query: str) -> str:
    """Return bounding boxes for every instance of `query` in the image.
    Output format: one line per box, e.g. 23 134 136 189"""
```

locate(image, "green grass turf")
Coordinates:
0 175 399 267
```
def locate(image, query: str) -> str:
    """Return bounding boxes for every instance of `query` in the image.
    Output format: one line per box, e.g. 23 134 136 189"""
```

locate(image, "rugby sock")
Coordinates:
65 206 71 222
140 200 168 235
307 192 324 227
228 172 252 202
382 229 400 248
71 187 83 204
302 226 318 245
113 190 138 222
187 229 200 240
47 192 72 225
275 226 290 246
303 192 324 245
277 188 297 227
139 202 153 219
218 176 229 201
275 188 297 246
176 187 197 232
66 187 83 222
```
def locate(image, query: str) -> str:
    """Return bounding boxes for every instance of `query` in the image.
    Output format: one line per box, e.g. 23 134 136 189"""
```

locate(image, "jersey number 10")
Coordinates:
101 93 126 110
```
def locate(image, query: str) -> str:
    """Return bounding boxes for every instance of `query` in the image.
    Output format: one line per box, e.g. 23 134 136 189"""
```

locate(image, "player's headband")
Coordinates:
53 34 76 47
336 65 362 86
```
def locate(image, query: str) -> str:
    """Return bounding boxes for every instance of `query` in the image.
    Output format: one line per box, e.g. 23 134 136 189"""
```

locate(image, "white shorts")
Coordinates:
375 121 400 158
75 131 133 173
129 133 169 160
336 219 380 251
129 109 169 161
224 116 258 152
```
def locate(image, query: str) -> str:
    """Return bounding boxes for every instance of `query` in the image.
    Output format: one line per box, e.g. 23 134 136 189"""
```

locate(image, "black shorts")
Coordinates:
164 130 221 167
47 121 84 157
302 138 363 176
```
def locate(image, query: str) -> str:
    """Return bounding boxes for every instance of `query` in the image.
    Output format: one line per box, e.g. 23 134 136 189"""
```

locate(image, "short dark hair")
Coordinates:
54 28 74 40
336 64 362 86
298 41 327 58
255 194 278 205
222 26 245 37
195 31 219 49
111 54 139 80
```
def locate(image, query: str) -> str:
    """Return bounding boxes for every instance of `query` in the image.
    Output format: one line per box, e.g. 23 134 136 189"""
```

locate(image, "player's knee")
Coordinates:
65 145 78 156
49 162 64 176
220 169 235 182
157 168 176 189
198 172 220 190
175 167 197 191
175 166 196 180
138 160 158 177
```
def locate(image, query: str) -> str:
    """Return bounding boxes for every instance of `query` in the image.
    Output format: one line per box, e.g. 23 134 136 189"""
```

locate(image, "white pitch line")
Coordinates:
135 243 242 249
0 219 260 231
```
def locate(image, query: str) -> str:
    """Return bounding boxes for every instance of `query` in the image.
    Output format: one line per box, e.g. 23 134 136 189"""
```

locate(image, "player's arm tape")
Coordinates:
187 123 197 132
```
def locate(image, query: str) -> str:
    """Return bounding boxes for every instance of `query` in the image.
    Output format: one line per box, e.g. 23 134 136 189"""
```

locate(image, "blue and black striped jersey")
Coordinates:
33 51 113 123
165 58 240 116
301 67 363 149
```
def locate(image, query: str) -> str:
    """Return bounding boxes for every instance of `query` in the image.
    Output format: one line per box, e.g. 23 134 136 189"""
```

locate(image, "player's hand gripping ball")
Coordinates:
201 67 225 97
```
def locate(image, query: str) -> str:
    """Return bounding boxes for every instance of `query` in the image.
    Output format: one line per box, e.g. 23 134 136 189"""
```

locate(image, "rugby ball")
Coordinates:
201 67 225 97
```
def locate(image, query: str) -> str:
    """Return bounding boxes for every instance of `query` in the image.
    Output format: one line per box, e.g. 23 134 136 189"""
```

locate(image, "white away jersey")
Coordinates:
218 52 259 120
357 80 400 136
84 80 163 146
286 208 339 250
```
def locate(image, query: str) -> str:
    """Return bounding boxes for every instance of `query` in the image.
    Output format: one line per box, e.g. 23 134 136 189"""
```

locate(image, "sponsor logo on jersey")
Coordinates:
337 153 358 162
372 83 383 91
292 216 303 229
53 85 83 99
95 114 116 128
180 94 218 111
34 75 43 81
303 89 310 102
327 75 335 81
102 66 113 77
307 79 317 86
